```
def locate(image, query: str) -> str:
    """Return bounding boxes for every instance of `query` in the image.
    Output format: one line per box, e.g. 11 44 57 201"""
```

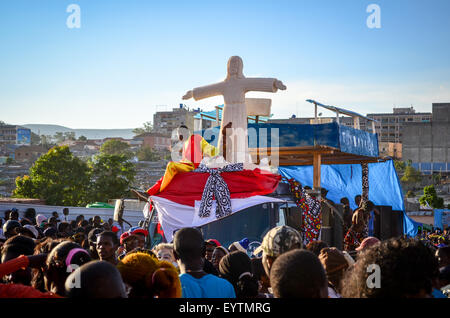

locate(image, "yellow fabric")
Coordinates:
160 161 195 192
201 137 219 157
159 136 218 193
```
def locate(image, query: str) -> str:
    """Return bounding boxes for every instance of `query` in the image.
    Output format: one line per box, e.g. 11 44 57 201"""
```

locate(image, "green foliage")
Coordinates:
78 135 87 141
6 157 13 164
88 153 136 202
394 160 406 174
133 121 153 136
136 146 160 162
406 190 415 198
400 162 422 184
100 139 132 157
13 146 91 206
419 185 444 209
12 146 137 206
53 131 75 144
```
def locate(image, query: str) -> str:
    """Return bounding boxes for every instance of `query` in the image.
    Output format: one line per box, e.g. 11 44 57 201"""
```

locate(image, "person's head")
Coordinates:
75 215 84 224
306 240 329 257
35 214 47 228
1 235 35 285
57 222 72 237
3 220 22 239
65 260 127 298
108 218 114 226
173 227 205 267
153 243 176 265
270 249 328 298
253 225 303 277
44 241 91 295
436 246 450 269
355 236 380 253
18 224 40 240
62 208 69 216
9 208 19 221
340 197 350 207
79 220 88 228
342 238 439 298
24 208 36 224
205 239 220 262
212 246 229 270
439 265 450 289
52 211 59 219
120 233 139 255
226 56 244 79
96 231 119 263
320 187 329 198
116 251 181 298
48 216 58 228
318 247 349 293
354 195 362 207
4 209 11 221
131 229 147 249
251 257 270 293
31 237 62 292
228 238 249 253
219 251 259 298
93 215 101 227
43 227 57 239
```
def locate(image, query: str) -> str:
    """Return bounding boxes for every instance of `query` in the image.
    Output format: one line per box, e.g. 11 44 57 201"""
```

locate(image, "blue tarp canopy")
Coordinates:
278 160 418 236
197 122 380 165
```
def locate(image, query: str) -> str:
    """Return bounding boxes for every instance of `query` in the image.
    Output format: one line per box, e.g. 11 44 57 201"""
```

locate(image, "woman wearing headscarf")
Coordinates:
116 251 181 298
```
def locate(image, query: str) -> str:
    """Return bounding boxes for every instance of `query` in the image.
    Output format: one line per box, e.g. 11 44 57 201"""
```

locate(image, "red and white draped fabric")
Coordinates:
150 166 282 242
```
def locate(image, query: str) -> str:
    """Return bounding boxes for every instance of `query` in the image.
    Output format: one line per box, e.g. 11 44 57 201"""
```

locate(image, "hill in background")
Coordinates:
23 124 135 140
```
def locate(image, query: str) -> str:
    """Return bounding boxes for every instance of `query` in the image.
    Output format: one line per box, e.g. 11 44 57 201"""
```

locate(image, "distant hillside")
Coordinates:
23 124 135 140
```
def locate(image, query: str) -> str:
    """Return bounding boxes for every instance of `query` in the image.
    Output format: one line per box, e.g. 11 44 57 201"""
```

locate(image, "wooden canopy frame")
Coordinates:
249 146 387 189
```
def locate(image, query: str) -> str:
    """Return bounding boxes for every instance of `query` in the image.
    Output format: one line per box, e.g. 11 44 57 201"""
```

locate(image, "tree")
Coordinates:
53 132 65 144
400 162 422 185
13 146 91 206
394 160 406 174
136 146 160 162
88 153 136 202
78 135 87 141
100 139 132 157
419 185 444 209
64 132 76 141
133 121 153 136
5 157 13 164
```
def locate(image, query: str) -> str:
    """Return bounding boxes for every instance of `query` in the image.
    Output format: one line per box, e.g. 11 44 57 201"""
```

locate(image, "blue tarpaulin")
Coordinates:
198 122 379 158
278 160 418 236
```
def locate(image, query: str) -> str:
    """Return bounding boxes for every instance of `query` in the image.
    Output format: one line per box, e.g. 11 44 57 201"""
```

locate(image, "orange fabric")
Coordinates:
0 255 29 278
147 134 218 195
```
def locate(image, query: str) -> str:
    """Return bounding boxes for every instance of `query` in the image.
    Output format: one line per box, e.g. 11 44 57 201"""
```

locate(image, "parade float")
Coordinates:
138 56 407 251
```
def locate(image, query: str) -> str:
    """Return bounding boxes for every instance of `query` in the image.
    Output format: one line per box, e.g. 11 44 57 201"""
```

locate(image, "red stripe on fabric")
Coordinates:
153 169 281 206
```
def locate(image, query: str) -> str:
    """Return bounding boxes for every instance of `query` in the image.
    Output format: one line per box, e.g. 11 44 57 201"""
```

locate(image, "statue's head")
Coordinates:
226 56 244 79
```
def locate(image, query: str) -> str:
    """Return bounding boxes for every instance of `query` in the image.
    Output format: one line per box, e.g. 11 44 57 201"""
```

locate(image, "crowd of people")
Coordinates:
0 206 449 298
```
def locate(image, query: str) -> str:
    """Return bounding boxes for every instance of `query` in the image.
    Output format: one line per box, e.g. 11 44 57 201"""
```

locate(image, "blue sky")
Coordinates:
1 0 449 129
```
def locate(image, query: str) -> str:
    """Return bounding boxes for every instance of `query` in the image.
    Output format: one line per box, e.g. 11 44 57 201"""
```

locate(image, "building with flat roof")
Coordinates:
153 104 202 136
402 103 449 174
366 107 432 143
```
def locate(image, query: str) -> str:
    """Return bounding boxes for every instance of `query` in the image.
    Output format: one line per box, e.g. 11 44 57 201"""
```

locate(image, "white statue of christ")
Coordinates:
183 56 286 163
